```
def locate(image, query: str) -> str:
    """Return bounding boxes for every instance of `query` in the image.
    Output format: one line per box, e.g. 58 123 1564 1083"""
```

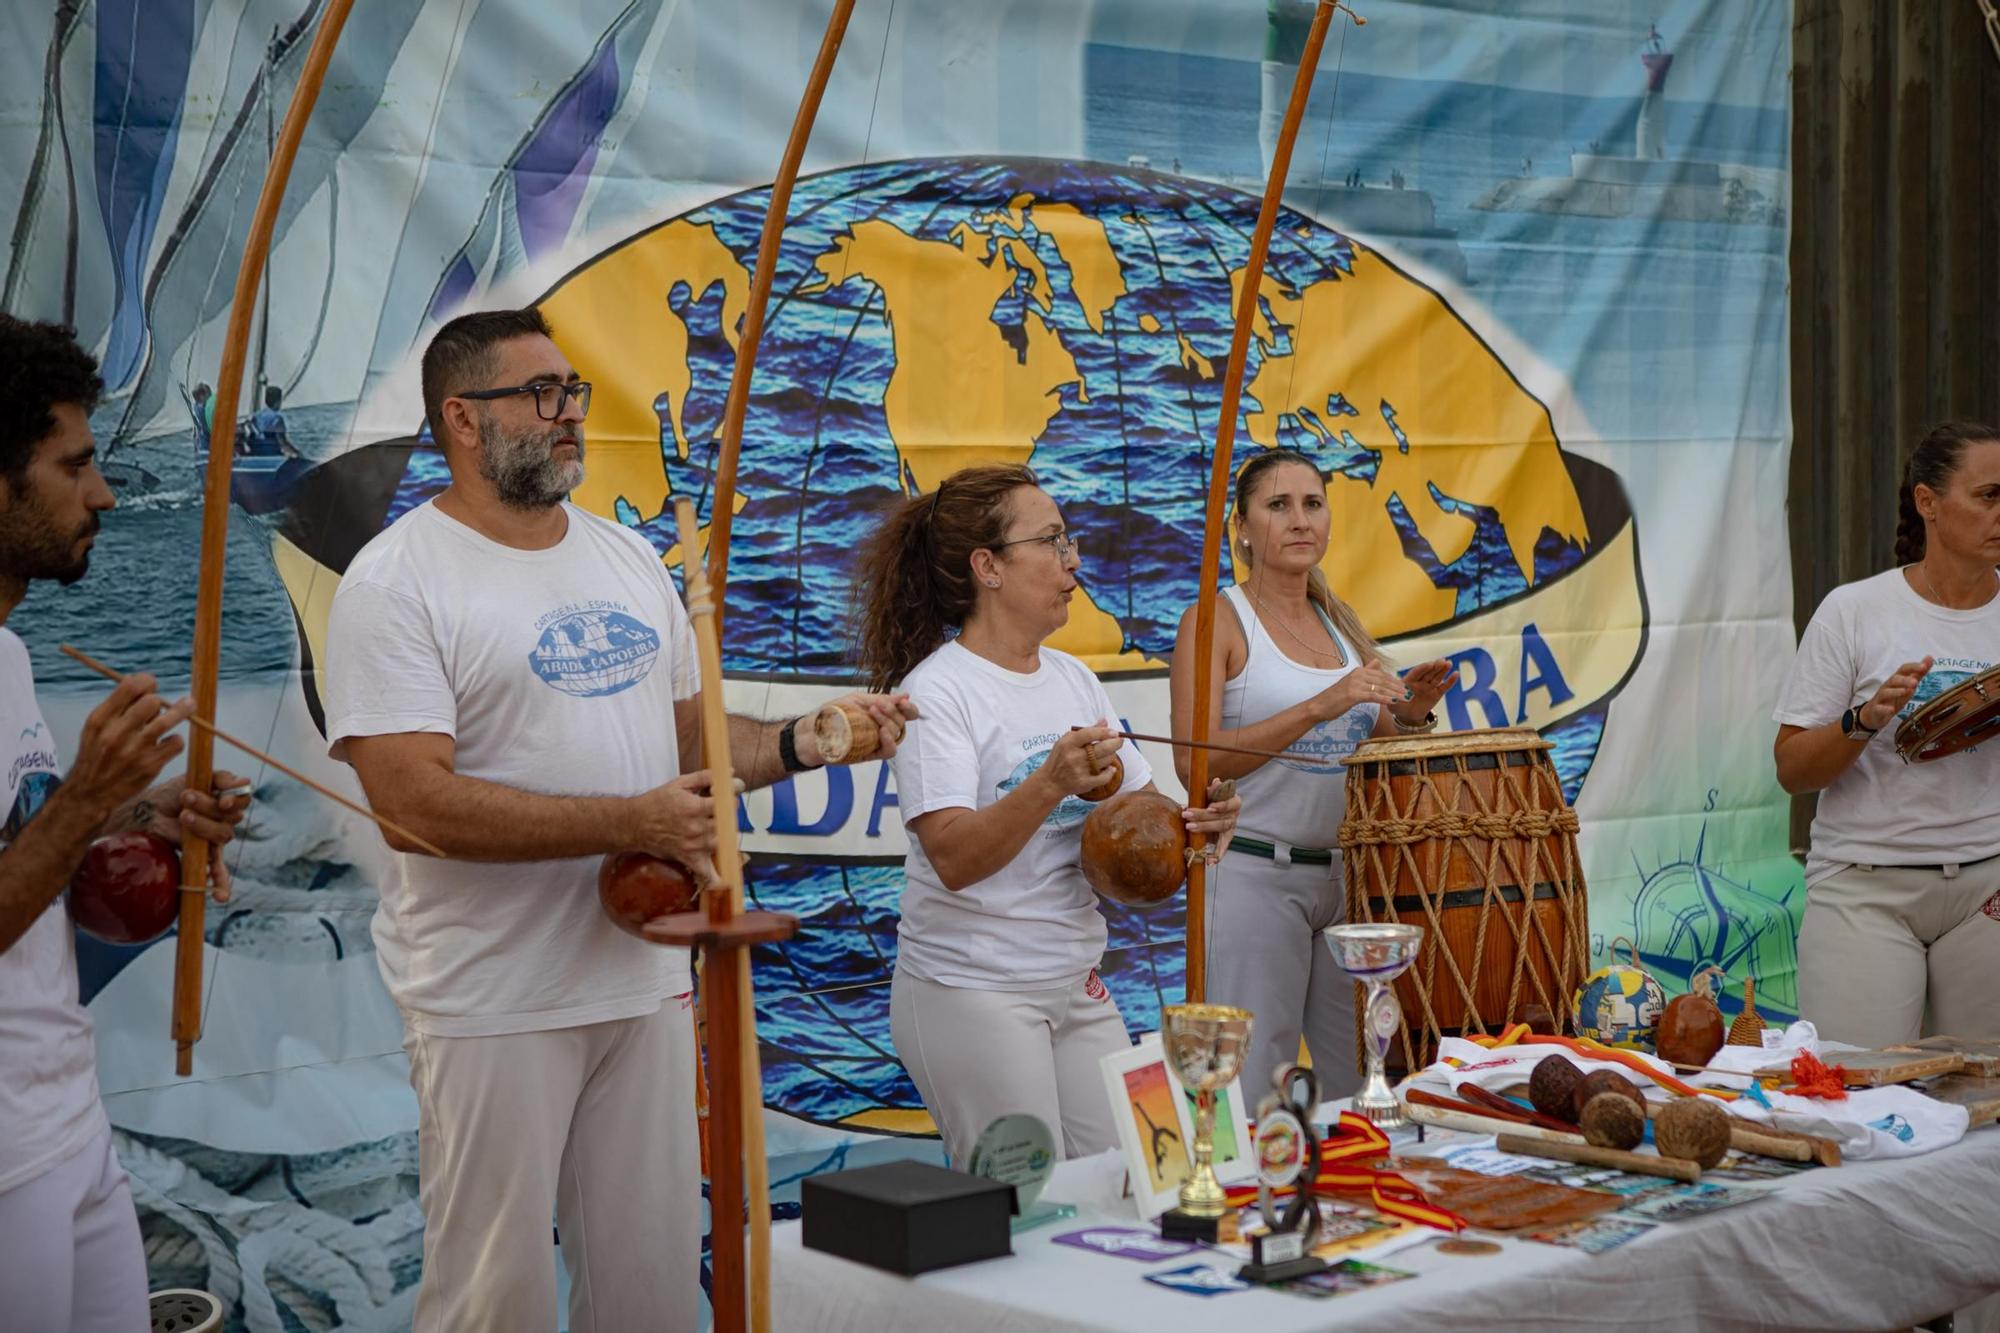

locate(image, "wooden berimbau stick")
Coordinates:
644 501 797 1333
1113 729 1343 769
61 644 446 858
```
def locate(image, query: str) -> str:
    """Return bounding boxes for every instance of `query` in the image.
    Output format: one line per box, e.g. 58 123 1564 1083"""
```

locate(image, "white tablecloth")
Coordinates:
771 1124 2000 1333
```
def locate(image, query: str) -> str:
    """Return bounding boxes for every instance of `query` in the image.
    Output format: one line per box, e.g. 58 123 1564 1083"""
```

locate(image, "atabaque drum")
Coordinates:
1338 728 1589 1071
1895 664 2000 763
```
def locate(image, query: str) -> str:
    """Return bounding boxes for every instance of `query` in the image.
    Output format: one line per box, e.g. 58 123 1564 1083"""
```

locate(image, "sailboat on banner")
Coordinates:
184 27 313 516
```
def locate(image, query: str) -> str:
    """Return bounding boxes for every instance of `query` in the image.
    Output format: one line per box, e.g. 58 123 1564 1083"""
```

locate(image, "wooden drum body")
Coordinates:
1338 728 1589 1071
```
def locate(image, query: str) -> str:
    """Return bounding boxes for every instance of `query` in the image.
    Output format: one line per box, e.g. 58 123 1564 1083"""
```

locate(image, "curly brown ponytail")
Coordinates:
852 464 1039 691
1895 422 2000 566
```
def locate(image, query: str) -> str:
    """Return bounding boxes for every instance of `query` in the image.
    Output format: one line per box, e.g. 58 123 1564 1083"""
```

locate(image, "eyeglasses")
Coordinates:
454 380 593 421
995 531 1081 560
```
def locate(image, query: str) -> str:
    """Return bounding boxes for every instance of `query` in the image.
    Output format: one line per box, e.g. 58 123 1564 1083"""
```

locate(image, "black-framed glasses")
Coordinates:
995 531 1080 560
454 380 593 421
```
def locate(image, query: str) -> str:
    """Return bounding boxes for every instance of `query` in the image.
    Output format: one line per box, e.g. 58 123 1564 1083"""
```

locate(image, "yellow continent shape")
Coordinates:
1239 246 1591 637
540 218 751 522
805 215 1146 667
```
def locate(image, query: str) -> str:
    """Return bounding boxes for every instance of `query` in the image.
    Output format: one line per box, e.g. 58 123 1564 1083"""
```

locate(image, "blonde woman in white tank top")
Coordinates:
1170 451 1453 1097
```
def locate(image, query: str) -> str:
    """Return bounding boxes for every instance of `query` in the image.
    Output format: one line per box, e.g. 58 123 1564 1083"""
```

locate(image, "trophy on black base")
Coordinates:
1238 1064 1329 1284
1157 1003 1252 1242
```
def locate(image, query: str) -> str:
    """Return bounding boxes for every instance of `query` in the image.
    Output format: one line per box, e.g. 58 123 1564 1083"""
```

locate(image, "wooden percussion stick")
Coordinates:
60 644 446 859
1494 1133 1702 1184
1403 1099 1585 1146
1113 729 1343 769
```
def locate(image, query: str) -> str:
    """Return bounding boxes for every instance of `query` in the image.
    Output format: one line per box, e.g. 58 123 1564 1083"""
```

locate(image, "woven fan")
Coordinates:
1726 977 1766 1047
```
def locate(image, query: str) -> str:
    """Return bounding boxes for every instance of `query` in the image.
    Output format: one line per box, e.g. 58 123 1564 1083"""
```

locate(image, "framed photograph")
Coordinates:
1169 1051 1255 1188
1099 1035 1192 1218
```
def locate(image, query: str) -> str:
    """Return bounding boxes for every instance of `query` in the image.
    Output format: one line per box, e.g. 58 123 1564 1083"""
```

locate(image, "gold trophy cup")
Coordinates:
1158 1002 1253 1240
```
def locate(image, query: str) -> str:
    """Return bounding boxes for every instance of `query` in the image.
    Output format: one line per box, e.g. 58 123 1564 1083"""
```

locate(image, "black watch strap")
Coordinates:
1842 706 1877 740
778 717 819 773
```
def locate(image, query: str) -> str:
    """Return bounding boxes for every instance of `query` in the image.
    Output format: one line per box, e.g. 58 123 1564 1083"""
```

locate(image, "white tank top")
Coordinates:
1218 584 1381 848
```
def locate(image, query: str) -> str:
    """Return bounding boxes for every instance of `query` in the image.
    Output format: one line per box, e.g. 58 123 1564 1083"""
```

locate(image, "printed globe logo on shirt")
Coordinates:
997 744 1110 831
1900 658 1994 722
528 604 662 698
4 769 59 843
1276 709 1376 775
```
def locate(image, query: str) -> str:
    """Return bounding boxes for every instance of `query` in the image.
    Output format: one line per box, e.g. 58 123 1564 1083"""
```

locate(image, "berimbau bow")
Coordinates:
674 5 857 1329
1183 0 1362 1002
705 0 857 635
176 0 355 1077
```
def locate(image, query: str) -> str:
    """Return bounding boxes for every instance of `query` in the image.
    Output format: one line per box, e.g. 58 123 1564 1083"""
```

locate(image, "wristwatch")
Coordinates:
777 717 821 773
1840 706 1878 742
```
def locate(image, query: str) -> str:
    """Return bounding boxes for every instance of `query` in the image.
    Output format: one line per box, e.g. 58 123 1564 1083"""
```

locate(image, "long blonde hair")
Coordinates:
1231 448 1388 666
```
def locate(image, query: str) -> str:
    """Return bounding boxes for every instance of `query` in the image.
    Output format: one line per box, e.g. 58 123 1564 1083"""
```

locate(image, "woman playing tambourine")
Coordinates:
1774 422 2000 1047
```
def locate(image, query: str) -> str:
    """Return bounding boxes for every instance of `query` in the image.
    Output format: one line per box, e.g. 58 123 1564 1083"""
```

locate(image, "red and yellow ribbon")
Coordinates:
1461 1025 1741 1102
1224 1111 1468 1233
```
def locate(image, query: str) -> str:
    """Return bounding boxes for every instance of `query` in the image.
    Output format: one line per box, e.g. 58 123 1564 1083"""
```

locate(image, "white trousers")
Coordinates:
1797 858 2000 1049
0 1122 148 1333
890 967 1129 1167
1204 845 1359 1101
405 997 701 1333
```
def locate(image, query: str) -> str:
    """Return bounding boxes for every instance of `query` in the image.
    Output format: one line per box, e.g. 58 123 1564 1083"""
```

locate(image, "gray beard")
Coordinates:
477 416 585 510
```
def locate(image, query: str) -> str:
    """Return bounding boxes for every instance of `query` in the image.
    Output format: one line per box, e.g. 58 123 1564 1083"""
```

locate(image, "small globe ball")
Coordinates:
1080 791 1187 906
69 830 182 945
598 853 700 940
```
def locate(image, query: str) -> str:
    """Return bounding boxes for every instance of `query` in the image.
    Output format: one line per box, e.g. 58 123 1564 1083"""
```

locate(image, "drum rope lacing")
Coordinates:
1339 748 1590 1072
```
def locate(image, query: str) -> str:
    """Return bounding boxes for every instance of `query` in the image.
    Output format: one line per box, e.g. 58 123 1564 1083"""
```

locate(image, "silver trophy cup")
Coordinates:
1322 923 1424 1129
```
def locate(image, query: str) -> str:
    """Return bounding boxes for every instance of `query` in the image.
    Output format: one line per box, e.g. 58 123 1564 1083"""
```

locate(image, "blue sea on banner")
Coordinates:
375 156 1615 1126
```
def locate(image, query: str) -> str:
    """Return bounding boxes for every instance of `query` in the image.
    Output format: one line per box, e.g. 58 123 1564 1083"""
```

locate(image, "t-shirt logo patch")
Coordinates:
998 748 1100 830
3 769 59 846
529 609 661 697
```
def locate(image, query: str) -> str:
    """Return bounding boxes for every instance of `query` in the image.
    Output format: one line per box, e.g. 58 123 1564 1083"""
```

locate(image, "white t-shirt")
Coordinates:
890 641 1152 990
0 630 108 1194
324 501 698 1036
1774 567 2000 885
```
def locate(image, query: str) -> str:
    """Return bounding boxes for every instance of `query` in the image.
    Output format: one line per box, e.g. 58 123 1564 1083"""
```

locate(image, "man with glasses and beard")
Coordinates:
0 315 246 1330
323 308 914 1331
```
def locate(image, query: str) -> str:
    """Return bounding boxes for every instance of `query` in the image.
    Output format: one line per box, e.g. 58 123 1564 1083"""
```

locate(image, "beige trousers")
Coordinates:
1796 858 2000 1049
890 967 1130 1167
405 997 701 1333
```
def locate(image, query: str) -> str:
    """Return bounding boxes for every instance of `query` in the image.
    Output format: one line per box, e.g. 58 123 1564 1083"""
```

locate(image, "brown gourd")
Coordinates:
1655 1096 1732 1168
1528 1055 1585 1123
1657 992 1726 1068
1580 1092 1647 1150
1079 791 1188 906
1570 1068 1645 1123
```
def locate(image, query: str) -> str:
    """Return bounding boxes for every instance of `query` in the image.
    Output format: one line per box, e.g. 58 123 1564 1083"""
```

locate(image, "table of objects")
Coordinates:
770 1106 2000 1332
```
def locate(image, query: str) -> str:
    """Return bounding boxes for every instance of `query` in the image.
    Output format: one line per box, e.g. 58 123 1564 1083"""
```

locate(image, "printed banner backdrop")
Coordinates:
4 0 1796 1325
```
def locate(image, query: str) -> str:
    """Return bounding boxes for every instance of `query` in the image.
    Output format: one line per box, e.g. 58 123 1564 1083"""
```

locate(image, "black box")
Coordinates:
801 1160 1014 1275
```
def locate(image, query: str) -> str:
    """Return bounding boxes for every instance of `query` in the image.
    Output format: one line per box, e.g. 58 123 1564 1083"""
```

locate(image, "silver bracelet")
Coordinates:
1391 709 1439 734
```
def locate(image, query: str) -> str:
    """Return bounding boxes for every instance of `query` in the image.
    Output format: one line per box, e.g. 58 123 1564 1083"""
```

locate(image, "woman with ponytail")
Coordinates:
1774 421 2000 1047
1168 449 1453 1096
854 464 1240 1164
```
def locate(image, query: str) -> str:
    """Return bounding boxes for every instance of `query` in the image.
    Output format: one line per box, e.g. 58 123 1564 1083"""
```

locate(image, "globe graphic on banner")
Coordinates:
383 157 1640 1127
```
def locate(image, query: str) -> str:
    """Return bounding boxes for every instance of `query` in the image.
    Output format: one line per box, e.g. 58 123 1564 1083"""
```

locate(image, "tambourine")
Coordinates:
1894 664 2000 763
